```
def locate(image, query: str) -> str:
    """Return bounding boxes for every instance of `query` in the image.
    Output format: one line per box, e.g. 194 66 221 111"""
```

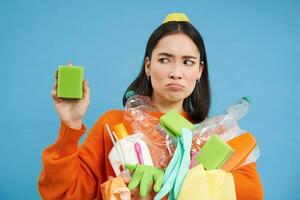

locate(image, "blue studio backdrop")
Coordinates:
0 0 299 199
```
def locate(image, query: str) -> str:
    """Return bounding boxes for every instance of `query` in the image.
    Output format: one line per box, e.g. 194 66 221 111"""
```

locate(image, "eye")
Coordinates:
158 58 170 64
183 60 195 66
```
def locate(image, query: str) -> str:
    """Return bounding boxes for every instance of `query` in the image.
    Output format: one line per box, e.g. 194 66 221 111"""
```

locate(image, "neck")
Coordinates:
151 94 185 113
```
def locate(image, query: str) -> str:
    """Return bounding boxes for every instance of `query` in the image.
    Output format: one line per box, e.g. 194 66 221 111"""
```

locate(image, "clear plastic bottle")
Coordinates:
123 91 175 168
224 96 251 121
125 91 154 110
191 96 251 153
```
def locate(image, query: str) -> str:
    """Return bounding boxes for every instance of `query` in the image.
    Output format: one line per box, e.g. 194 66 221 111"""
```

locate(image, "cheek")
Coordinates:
186 81 196 94
150 66 168 84
151 75 164 93
185 71 199 92
189 67 201 79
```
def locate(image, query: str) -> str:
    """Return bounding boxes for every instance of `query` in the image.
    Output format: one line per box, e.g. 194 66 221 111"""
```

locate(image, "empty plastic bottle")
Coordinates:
125 91 156 111
225 96 251 121
124 91 174 168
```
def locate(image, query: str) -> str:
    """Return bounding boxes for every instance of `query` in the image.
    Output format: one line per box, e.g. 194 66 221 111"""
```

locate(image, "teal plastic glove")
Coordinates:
125 164 164 197
154 128 192 200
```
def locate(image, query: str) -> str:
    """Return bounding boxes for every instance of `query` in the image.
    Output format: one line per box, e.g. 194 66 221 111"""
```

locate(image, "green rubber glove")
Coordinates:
125 163 164 197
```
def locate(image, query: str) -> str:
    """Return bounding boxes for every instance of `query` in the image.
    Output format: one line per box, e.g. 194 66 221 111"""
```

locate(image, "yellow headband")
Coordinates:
162 13 191 24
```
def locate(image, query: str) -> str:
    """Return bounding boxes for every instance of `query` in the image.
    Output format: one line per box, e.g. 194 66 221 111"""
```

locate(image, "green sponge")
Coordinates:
195 134 234 170
160 110 195 137
57 65 84 99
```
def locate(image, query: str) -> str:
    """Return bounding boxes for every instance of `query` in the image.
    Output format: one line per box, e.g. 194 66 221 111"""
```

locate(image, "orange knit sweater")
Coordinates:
38 110 263 200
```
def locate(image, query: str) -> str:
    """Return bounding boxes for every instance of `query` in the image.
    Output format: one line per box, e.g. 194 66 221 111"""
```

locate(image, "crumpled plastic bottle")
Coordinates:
191 97 251 153
124 90 157 127
225 96 250 121
123 91 176 169
125 91 155 110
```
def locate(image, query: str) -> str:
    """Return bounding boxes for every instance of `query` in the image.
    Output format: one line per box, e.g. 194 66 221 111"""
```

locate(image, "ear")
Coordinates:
144 57 151 76
198 61 204 79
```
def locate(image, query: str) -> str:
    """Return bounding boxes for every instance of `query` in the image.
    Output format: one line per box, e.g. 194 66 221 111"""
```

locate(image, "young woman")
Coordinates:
38 13 263 200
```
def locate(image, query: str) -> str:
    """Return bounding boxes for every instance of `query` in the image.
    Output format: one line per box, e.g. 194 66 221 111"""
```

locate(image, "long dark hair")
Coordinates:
122 21 211 123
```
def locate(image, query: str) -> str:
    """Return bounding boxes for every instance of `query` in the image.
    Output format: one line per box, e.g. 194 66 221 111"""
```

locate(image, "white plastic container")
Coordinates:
108 133 154 176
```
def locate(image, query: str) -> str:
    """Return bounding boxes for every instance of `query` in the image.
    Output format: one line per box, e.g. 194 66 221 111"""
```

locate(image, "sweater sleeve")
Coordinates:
232 162 264 200
38 117 106 200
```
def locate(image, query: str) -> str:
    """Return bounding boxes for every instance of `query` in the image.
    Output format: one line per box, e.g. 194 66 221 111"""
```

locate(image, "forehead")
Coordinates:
153 33 199 57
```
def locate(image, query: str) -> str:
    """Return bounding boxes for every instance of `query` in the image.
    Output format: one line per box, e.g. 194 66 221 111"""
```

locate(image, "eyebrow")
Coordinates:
157 52 197 59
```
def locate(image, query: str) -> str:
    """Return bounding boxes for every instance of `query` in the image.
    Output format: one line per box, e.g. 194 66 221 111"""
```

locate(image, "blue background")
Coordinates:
0 0 299 199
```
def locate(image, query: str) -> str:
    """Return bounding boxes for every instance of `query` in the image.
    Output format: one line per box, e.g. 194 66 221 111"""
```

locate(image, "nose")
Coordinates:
168 64 182 80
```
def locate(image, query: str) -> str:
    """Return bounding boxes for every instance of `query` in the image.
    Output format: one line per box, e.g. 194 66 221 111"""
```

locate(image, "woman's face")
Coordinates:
145 32 203 104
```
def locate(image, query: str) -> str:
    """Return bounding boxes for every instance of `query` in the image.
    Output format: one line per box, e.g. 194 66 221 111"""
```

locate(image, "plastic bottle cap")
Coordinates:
242 96 251 103
112 123 128 140
125 91 135 100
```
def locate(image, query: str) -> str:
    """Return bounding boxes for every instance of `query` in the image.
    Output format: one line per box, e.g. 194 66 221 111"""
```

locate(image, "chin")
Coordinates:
165 93 186 102
154 88 188 102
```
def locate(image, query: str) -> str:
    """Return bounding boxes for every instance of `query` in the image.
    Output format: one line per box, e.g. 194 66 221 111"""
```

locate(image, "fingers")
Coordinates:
51 83 62 103
125 163 138 171
51 70 61 103
120 170 132 184
122 175 131 184
128 166 143 191
83 80 90 100
153 173 163 192
55 70 58 81
140 171 152 197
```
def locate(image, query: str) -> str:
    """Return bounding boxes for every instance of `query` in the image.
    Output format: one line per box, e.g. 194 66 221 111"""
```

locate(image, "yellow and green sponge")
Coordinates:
57 65 84 99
